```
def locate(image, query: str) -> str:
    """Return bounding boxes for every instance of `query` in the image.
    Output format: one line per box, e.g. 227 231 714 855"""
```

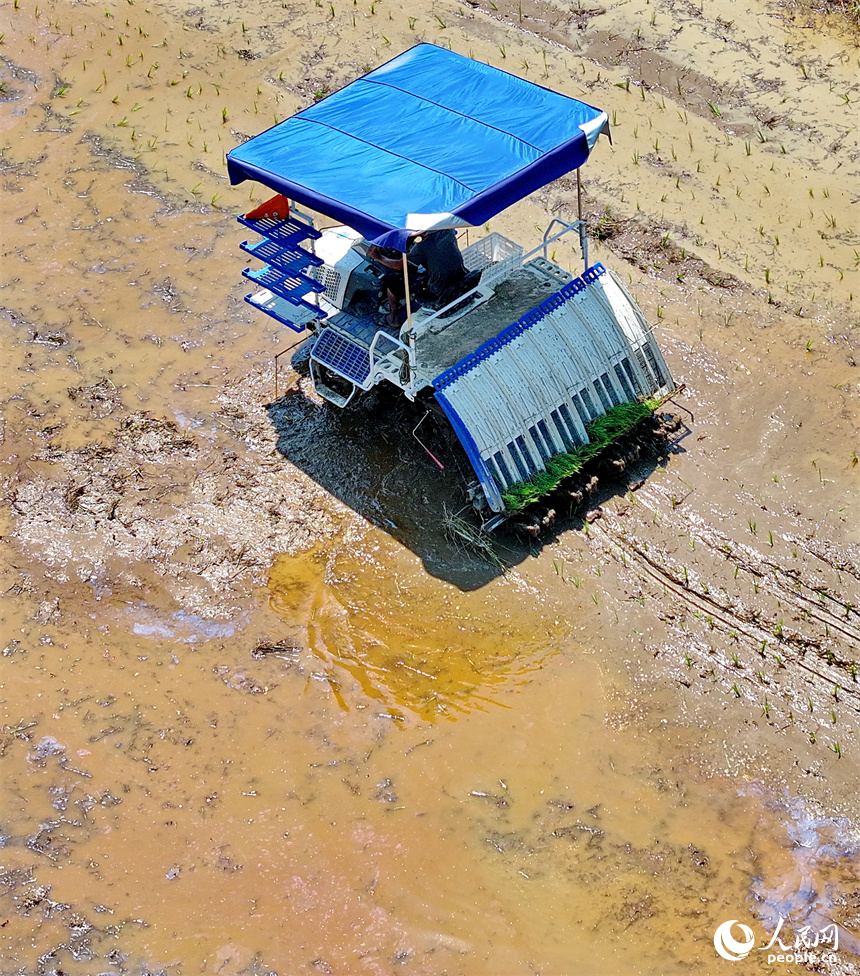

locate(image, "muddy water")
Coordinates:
2 535 857 975
2 0 860 973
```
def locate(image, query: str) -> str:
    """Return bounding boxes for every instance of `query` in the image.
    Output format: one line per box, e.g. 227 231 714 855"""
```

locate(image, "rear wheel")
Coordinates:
290 336 316 377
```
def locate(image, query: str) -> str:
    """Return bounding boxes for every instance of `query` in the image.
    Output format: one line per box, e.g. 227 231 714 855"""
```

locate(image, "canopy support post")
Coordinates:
400 253 417 395
402 255 413 334
577 167 589 273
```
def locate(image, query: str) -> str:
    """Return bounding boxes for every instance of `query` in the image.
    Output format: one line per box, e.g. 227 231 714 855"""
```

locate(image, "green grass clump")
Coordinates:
502 400 656 512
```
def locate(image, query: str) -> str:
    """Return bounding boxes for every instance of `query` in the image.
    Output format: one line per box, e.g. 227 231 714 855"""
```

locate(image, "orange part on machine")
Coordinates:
244 194 291 220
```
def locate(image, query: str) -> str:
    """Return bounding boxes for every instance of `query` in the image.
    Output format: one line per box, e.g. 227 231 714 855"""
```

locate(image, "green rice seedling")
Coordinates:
506 400 650 509
762 697 771 717
732 683 741 698
443 508 505 569
435 14 446 27
832 742 843 758
831 710 837 723
731 651 741 668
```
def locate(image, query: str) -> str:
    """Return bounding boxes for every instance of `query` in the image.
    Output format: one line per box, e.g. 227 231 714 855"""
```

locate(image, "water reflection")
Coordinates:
267 546 551 721
745 783 860 957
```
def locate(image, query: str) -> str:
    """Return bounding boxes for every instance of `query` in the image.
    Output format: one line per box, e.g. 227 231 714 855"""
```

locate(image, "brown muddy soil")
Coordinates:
1 0 860 974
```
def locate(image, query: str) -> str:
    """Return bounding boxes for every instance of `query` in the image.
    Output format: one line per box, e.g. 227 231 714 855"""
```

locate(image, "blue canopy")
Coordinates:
226 44 609 248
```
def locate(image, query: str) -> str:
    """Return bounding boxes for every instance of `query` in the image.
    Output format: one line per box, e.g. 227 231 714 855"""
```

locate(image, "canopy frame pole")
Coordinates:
400 252 417 395
402 254 413 332
577 167 589 272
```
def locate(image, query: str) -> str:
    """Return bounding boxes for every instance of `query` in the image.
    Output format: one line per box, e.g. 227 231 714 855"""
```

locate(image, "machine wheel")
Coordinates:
290 337 316 377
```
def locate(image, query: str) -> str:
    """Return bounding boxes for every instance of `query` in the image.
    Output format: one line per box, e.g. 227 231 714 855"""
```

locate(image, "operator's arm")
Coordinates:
367 245 403 271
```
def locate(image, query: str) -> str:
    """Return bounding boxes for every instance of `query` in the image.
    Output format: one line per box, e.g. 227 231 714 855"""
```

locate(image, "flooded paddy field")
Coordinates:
1 0 859 973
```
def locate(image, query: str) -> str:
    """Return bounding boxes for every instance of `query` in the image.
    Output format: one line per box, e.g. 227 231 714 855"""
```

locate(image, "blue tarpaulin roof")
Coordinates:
226 44 609 248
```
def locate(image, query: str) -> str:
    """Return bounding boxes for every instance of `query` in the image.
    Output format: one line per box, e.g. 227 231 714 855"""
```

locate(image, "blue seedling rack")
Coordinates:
238 213 326 333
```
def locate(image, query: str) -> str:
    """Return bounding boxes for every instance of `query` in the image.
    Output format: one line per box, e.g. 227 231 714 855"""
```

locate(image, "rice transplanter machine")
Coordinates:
226 44 674 524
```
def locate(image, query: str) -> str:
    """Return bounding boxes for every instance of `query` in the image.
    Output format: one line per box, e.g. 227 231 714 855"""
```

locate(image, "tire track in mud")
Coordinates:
587 495 860 746
595 518 860 702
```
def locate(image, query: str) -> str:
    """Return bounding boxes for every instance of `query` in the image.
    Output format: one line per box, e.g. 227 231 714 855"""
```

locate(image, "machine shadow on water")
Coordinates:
266 378 686 590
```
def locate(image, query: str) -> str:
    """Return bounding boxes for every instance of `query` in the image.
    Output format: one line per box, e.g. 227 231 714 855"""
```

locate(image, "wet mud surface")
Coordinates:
2 0 860 973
